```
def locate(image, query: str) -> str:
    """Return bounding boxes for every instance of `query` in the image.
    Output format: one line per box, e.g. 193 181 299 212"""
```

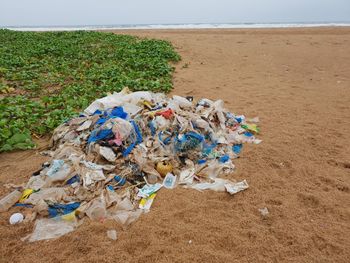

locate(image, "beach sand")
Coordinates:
0 27 349 262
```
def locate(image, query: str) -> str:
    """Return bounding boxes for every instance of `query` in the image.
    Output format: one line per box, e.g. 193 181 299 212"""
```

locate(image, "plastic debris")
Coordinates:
9 213 24 225
86 199 107 221
107 229 118 240
156 161 173 177
137 183 162 198
139 193 157 210
19 189 34 202
28 218 76 242
0 89 261 241
224 180 249 195
0 190 22 212
48 202 80 218
232 144 243 155
178 169 195 185
190 178 229 192
163 173 177 189
99 146 116 162
259 207 269 217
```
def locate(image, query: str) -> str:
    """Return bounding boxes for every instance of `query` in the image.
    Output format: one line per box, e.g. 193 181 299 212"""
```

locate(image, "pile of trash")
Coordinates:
0 88 261 242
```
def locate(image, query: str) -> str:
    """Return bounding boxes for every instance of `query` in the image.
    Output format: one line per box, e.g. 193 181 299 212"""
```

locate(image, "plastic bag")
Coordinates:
178 168 195 185
85 199 107 221
190 178 229 192
46 160 71 183
28 218 76 242
99 146 116 162
24 188 67 205
0 190 21 212
172 95 192 109
115 197 134 211
112 209 143 227
224 180 249 195
83 169 105 188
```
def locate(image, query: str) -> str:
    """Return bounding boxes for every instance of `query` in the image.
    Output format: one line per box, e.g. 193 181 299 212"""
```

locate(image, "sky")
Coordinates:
1 0 350 27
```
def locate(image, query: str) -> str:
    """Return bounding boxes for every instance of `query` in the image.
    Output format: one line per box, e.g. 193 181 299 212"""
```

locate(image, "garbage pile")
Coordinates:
0 88 261 242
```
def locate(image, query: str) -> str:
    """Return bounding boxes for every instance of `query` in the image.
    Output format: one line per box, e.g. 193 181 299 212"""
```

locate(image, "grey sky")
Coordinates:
1 0 350 27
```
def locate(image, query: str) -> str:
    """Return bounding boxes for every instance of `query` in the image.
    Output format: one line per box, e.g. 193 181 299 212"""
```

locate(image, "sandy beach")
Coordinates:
0 27 349 262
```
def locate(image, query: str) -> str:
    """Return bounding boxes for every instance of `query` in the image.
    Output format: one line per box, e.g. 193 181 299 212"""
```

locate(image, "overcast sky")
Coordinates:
1 0 350 27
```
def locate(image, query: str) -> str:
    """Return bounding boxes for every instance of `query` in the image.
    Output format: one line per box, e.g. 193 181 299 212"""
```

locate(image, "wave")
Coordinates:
3 22 350 31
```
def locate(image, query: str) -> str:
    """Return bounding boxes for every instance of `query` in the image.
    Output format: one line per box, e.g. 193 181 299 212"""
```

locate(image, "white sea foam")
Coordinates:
3 23 350 31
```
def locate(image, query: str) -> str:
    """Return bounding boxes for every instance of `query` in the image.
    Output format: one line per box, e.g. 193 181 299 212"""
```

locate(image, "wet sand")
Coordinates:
0 27 350 262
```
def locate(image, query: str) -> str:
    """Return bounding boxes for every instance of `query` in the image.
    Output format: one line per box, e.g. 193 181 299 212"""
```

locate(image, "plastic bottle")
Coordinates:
0 190 22 212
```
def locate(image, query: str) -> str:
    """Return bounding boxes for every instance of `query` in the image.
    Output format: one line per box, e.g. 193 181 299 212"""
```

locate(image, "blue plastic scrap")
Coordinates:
235 117 243 123
175 131 204 152
114 175 126 186
88 129 113 143
219 154 230 163
233 144 243 154
48 202 80 218
202 142 217 157
92 109 102 115
244 131 253 137
122 142 136 157
130 120 142 144
66 175 80 185
148 121 156 137
158 131 172 145
110 106 128 119
122 120 143 156
14 203 33 208
107 185 114 191
197 159 207 165
96 118 108 125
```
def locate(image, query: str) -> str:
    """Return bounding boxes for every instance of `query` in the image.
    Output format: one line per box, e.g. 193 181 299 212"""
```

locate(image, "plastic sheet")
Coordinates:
28 218 76 242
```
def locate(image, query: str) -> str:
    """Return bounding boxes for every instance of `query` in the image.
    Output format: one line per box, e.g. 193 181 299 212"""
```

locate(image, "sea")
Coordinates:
3 22 350 31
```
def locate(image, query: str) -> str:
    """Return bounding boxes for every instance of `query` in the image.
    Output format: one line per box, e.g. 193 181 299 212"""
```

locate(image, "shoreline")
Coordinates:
4 23 350 31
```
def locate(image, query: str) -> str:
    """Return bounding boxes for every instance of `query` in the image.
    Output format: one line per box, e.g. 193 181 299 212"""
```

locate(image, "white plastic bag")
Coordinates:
28 218 76 242
99 146 116 162
224 180 249 195
190 178 229 192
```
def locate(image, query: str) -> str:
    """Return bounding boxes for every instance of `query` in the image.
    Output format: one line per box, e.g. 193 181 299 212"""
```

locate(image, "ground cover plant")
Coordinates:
0 30 180 151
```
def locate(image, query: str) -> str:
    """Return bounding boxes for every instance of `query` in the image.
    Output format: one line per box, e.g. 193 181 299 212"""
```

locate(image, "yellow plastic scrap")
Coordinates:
19 189 34 202
140 100 154 110
139 193 157 210
242 123 260 133
61 211 77 222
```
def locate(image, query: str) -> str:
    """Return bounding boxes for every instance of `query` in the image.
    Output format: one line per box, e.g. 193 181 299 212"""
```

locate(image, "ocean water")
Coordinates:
3 22 350 31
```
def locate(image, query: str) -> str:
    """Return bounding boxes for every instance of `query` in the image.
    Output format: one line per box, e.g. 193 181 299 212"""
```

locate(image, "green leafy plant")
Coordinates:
0 30 180 151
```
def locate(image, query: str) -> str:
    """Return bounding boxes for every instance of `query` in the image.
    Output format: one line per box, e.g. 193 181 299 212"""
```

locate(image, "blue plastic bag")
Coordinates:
88 129 113 143
48 202 80 218
110 106 128 119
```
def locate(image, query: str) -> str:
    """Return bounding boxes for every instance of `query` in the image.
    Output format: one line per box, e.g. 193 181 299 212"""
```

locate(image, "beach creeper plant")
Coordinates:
0 29 180 151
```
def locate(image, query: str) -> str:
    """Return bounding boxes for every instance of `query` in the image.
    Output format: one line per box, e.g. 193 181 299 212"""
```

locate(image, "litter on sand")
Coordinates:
0 88 261 241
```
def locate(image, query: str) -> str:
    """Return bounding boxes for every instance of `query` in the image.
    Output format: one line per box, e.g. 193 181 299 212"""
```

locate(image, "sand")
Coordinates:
0 27 349 263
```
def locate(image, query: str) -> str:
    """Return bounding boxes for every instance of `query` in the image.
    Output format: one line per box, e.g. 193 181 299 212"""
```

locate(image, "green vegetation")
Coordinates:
0 29 180 151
